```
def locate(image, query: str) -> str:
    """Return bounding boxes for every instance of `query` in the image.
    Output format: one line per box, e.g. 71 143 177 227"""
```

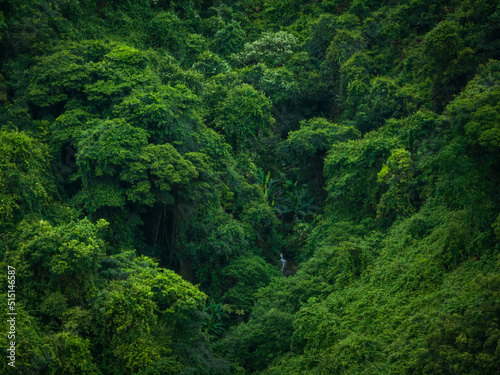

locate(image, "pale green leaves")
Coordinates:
233 31 300 67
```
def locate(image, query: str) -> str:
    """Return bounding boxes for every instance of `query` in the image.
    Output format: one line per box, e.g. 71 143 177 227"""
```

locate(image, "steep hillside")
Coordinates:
0 0 499 374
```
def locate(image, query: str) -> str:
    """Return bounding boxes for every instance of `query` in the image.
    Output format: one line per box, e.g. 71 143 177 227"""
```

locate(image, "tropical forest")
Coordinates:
0 0 499 373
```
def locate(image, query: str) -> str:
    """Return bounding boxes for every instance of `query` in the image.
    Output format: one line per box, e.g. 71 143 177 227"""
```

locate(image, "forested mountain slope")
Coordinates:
0 0 499 374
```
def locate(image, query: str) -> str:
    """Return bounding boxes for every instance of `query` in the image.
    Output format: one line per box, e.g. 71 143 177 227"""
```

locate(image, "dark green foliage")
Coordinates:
217 304 294 372
13 218 108 307
214 83 275 150
1 0 500 374
193 51 231 77
113 83 204 145
0 130 56 232
415 271 500 374
75 119 198 209
220 254 279 314
282 118 361 159
325 128 399 220
212 20 246 58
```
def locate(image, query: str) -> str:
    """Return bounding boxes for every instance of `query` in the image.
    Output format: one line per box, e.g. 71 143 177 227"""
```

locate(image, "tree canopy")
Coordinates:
1 0 499 373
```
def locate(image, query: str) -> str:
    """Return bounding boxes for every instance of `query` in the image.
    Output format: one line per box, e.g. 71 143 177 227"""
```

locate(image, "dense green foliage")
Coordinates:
1 0 499 373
